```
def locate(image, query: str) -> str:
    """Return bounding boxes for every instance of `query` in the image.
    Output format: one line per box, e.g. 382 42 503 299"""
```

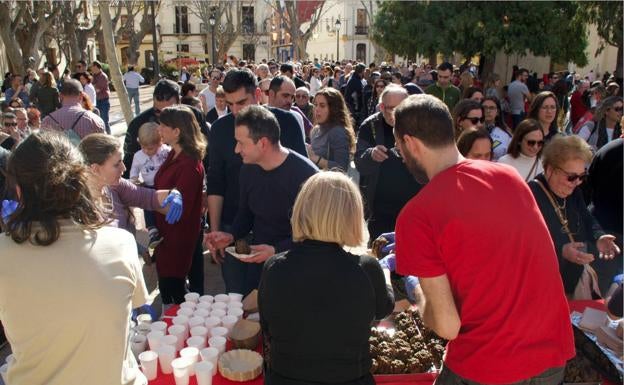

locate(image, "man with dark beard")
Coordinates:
392 94 574 385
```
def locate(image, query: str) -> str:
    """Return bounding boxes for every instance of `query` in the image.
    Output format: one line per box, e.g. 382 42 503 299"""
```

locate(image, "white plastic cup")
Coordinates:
147 330 164 351
204 316 221 329
214 294 230 303
138 350 159 381
199 295 214 304
180 347 200 376
221 315 238 333
211 301 227 311
177 307 194 317
227 301 243 310
210 309 226 318
131 334 148 357
195 361 214 385
189 316 205 329
193 308 210 318
168 325 187 352
1 363 9 385
172 315 190 339
179 301 196 310
228 293 243 302
187 335 206 350
191 325 209 339
227 307 244 320
210 326 228 338
137 321 152 335
208 336 227 355
184 292 200 303
196 302 212 311
200 347 220 374
137 313 153 324
172 357 192 385
150 321 168 334
157 344 176 374
161 334 178 350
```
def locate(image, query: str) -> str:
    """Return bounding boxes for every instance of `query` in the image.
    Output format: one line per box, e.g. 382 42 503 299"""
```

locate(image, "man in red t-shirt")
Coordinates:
392 94 574 385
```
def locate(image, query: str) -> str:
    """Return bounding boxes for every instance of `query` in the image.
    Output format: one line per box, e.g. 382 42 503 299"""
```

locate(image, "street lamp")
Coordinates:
209 14 216 66
335 18 341 62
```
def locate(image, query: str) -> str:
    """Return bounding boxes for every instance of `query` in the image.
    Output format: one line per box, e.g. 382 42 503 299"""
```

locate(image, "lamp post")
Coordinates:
209 14 216 66
335 18 341 62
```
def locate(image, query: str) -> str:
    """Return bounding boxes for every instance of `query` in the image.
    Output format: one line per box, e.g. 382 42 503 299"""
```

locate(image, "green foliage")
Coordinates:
577 1 623 54
373 1 588 66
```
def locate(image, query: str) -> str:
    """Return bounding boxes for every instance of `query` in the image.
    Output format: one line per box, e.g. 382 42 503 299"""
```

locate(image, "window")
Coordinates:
356 44 366 62
120 47 129 67
145 50 154 68
175 6 189 34
177 44 189 58
243 44 255 61
242 6 255 34
355 9 368 34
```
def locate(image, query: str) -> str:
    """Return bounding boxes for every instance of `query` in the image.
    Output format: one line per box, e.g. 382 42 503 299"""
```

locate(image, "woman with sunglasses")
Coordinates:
528 135 620 298
452 99 484 139
498 119 544 182
577 96 622 151
482 96 513 160
367 79 387 117
527 91 560 144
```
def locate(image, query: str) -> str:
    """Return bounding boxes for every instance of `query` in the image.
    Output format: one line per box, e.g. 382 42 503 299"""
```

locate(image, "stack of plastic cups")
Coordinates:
157 344 176 374
138 350 159 381
168 324 186 352
200 347 220 375
195 361 215 385
171 357 192 385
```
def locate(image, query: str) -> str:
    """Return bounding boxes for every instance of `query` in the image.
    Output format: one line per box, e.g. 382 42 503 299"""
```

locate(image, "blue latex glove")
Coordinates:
404 276 420 303
379 232 395 244
161 189 183 224
614 274 623 285
379 232 396 254
378 253 396 272
2 199 18 223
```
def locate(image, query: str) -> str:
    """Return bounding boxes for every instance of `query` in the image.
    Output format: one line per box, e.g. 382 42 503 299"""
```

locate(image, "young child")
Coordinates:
130 121 171 251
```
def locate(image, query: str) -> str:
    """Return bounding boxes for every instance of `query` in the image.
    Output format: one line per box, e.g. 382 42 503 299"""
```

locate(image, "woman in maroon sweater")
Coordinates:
155 105 207 305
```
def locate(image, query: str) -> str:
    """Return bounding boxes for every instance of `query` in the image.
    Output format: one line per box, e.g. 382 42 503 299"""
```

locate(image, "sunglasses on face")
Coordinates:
211 77 220 81
463 117 485 125
4 122 17 127
556 167 588 183
525 139 545 147
612 106 623 112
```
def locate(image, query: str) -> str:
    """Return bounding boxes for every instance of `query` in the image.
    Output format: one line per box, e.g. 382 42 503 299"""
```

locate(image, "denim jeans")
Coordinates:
511 112 525 131
435 365 564 385
97 97 111 134
127 87 140 116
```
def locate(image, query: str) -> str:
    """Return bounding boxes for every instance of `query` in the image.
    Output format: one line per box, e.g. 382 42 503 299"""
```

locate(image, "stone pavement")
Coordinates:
0 83 227 378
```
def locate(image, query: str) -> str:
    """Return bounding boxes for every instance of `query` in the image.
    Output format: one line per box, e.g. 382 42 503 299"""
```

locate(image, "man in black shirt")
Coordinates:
355 85 423 242
345 63 366 128
205 105 317 295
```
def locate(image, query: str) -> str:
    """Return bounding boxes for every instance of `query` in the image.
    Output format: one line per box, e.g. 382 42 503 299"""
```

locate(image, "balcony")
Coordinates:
355 25 368 35
241 23 255 35
173 23 190 34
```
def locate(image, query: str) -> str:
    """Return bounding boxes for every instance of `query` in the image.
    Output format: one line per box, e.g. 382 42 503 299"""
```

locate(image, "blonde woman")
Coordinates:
258 171 394 385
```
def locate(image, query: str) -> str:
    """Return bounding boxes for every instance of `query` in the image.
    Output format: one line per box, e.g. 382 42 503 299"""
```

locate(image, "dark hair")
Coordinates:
313 88 356 153
77 60 87 67
222 68 257 95
91 61 102 69
452 99 483 136
482 96 510 133
153 79 180 102
463 86 484 100
127 65 135 72
77 72 93 84
159 105 207 161
507 119 544 158
456 128 492 159
437 62 453 72
279 63 294 74
394 94 455 148
60 79 83 96
181 81 197 97
527 91 559 133
268 76 288 94
234 105 280 145
181 96 201 109
515 68 528 79
5 132 106 245
79 133 121 165
354 63 366 74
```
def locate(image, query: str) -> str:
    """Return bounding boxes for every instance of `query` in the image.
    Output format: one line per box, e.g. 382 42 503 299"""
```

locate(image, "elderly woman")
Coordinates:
498 119 545 182
259 171 394 385
529 135 620 298
0 132 149 385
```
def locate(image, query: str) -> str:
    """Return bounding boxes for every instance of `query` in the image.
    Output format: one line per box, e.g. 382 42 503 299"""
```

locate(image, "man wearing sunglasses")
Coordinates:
1 112 20 150
393 94 574 385
199 69 222 114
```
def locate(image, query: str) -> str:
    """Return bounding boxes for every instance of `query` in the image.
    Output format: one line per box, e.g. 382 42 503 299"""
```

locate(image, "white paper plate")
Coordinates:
225 246 258 260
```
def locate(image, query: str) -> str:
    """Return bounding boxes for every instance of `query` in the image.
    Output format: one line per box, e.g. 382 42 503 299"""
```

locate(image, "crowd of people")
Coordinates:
0 55 622 385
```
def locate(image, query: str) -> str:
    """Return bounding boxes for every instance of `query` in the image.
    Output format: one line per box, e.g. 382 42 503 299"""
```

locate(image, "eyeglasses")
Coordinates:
556 167 588 183
482 105 498 111
4 122 17 127
295 94 308 99
211 77 220 81
524 139 545 147
463 117 485 125
612 106 623 112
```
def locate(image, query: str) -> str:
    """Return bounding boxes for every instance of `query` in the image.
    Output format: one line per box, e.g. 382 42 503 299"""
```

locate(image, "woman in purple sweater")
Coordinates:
79 134 182 257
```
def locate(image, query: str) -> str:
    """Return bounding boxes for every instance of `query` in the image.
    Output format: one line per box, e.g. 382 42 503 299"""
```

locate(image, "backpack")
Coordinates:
46 110 87 146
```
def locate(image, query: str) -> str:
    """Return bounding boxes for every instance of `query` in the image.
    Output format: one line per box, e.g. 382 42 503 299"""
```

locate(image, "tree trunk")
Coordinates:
99 1 134 125
480 55 496 80
615 44 623 80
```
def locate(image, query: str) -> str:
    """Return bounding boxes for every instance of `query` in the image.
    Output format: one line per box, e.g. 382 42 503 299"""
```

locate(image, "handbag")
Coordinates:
535 179 602 300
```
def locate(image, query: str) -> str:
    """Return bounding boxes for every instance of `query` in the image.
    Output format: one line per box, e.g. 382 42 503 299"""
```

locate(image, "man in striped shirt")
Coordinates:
40 79 105 144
